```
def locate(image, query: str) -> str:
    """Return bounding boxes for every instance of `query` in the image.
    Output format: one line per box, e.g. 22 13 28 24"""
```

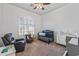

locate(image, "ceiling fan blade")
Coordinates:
34 7 37 9
43 3 51 5
42 7 44 10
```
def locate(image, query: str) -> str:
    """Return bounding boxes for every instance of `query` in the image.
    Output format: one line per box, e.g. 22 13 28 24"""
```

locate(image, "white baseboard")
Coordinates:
63 50 68 56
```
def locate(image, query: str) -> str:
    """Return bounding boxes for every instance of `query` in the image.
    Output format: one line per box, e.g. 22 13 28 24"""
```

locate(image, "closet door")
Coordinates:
56 32 66 45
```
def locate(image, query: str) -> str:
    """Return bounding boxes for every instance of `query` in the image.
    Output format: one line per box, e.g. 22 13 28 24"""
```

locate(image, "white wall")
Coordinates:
0 4 4 46
0 4 42 40
42 4 79 33
0 5 1 45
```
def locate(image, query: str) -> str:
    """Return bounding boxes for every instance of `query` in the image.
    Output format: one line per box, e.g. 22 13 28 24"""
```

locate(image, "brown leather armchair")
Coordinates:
25 34 33 43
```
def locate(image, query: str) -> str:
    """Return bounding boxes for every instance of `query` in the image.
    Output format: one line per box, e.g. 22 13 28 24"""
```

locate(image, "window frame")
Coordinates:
18 17 35 35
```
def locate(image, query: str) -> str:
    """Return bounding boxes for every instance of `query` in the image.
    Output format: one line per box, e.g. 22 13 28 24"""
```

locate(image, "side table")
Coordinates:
0 45 16 56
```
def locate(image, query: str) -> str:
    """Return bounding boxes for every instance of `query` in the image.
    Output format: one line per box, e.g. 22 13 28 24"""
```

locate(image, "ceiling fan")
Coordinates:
31 3 51 10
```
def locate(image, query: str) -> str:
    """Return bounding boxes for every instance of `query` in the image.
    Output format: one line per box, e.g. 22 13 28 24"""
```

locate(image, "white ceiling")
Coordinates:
10 3 68 15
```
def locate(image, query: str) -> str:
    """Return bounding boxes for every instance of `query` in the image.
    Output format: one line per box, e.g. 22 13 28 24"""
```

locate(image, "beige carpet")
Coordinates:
16 39 65 56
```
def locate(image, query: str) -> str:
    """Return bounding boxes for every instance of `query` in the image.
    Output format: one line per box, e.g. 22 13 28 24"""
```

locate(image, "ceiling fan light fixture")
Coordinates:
31 3 50 10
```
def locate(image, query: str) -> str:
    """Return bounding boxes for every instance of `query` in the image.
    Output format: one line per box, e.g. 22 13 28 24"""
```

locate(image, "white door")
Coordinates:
56 32 66 45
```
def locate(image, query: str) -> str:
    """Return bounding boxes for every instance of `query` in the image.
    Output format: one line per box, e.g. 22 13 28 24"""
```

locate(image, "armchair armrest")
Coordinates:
15 38 24 41
15 38 26 44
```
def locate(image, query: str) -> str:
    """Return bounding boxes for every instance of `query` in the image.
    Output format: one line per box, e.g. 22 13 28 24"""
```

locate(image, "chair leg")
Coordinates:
48 40 50 44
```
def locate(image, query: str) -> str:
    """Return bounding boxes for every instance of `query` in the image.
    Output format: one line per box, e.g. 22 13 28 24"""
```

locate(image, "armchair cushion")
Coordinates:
42 30 54 38
4 33 14 43
39 32 46 36
15 38 25 43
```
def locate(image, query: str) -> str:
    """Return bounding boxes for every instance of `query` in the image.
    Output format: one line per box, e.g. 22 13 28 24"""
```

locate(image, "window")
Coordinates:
18 17 35 36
